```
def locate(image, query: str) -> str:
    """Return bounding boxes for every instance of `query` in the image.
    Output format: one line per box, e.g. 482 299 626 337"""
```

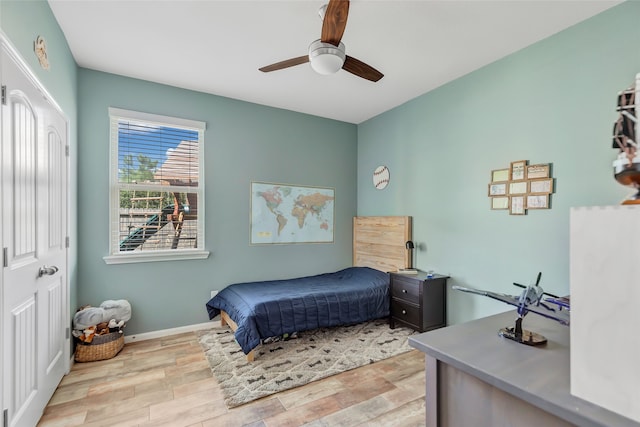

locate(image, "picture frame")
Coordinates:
526 164 550 179
491 197 509 210
491 168 509 182
508 180 528 195
250 181 335 244
487 159 554 215
488 182 507 196
529 178 553 194
510 160 527 181
510 196 525 215
526 194 549 209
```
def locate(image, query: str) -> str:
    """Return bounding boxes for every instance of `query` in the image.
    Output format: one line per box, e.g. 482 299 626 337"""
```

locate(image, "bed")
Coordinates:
206 216 412 361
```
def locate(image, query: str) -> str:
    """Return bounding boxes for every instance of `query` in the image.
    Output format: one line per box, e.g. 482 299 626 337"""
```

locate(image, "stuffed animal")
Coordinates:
108 319 125 332
73 299 131 330
77 326 97 343
96 321 109 335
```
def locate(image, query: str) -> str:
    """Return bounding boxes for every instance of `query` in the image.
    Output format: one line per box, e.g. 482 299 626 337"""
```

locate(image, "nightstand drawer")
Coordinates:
391 299 420 327
390 276 420 302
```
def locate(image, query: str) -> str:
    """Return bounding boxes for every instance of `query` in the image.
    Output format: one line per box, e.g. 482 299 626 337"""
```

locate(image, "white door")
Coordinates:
1 42 69 427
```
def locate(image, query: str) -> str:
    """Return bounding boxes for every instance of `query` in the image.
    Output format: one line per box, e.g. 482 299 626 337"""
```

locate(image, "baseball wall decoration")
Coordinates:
373 165 390 190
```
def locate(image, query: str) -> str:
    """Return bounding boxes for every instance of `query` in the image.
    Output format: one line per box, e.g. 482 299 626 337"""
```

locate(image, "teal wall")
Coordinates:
357 1 640 325
0 1 79 318
3 0 638 336
77 69 357 335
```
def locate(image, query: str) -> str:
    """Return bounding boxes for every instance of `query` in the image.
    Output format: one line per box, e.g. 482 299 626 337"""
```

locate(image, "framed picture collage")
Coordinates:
488 160 554 215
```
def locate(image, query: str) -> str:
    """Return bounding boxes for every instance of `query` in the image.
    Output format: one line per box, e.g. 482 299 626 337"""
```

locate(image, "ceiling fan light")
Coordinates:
311 54 343 75
308 40 346 75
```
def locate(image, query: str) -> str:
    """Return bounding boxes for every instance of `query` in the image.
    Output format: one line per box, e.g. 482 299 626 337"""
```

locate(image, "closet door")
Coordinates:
1 42 69 427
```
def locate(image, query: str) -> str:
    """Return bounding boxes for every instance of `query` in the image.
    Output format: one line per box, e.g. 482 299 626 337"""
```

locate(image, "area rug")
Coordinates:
197 319 416 408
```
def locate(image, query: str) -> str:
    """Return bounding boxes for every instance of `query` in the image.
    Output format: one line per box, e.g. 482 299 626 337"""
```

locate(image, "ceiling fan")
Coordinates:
258 0 384 82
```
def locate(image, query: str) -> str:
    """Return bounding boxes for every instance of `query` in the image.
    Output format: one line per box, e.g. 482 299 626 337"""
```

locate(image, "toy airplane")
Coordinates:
452 272 570 346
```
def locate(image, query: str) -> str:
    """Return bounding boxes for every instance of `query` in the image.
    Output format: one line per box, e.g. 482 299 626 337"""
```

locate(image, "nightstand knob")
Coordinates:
402 310 407 315
402 289 407 293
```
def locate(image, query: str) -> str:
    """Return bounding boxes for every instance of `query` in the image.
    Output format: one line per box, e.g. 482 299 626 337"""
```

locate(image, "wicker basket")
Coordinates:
75 331 124 362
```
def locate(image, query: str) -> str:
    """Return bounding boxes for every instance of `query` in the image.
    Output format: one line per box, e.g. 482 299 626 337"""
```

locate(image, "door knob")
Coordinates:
38 265 59 277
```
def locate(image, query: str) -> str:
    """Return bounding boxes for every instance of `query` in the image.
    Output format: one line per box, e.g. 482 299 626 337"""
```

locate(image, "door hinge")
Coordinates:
1 85 6 105
65 145 69 157
66 327 70 340
65 236 69 248
2 248 7 268
3 408 8 427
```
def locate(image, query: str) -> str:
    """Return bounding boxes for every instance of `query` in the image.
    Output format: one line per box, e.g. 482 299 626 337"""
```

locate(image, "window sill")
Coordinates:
103 250 210 265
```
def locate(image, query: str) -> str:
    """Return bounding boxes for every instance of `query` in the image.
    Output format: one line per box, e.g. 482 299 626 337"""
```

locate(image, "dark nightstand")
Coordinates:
389 271 448 332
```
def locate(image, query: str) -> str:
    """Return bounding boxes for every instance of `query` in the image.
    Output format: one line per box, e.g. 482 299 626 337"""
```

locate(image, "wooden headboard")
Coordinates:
353 216 412 273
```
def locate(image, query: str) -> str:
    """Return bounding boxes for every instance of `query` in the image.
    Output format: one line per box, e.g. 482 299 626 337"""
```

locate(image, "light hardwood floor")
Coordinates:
37 331 427 427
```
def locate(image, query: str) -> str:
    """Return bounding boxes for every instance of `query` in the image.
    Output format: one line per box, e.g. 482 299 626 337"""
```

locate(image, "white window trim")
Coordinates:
103 249 210 264
104 107 209 264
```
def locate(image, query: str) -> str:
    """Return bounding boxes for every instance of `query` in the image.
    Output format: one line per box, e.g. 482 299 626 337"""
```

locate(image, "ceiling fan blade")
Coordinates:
342 56 384 82
321 0 350 46
259 56 309 73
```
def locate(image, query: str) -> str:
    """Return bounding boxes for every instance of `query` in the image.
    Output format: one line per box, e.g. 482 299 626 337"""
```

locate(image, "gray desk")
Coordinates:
409 310 640 427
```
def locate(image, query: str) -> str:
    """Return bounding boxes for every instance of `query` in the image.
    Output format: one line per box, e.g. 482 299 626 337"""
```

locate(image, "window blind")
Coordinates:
106 108 207 262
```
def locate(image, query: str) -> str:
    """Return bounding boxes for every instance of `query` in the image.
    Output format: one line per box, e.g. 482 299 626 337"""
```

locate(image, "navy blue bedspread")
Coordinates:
205 267 390 354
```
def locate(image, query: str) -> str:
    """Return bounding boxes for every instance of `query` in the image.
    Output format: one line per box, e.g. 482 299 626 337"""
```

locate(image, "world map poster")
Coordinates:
251 181 335 244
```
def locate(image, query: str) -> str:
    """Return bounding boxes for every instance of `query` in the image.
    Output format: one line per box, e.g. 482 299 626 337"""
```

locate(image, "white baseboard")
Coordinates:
124 320 221 344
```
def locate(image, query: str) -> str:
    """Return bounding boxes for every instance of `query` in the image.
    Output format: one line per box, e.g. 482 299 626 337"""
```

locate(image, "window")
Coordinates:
104 108 209 264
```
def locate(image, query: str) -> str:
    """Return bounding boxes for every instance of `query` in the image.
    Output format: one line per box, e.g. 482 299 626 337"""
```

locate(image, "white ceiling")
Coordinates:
48 0 621 124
